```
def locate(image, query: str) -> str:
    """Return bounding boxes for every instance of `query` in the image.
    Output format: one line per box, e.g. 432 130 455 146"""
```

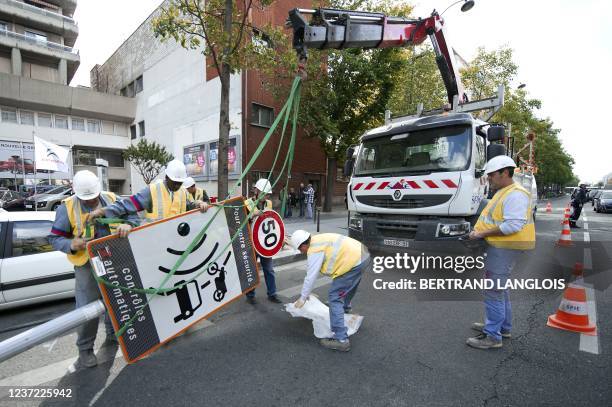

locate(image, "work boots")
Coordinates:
75 350 98 368
320 338 351 352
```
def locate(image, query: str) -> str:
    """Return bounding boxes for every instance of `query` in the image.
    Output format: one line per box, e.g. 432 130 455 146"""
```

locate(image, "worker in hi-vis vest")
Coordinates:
49 170 134 369
291 230 370 352
183 177 210 203
244 178 282 305
467 155 535 350
87 160 210 228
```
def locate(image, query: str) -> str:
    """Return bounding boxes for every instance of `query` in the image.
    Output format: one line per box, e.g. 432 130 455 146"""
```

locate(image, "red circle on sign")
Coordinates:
252 210 285 258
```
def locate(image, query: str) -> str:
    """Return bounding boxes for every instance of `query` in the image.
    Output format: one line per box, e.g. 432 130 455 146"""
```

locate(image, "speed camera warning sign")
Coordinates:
252 210 285 258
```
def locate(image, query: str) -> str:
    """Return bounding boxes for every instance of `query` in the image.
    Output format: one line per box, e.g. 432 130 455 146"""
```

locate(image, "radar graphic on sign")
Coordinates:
86 197 259 363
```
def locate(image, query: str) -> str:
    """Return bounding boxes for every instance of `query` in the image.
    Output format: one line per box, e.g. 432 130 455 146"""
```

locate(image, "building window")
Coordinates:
135 76 143 94
120 87 127 97
87 120 101 133
71 118 85 131
108 179 124 194
1 107 17 123
24 30 47 43
73 148 124 168
55 115 69 129
38 113 53 128
252 29 273 52
19 110 35 125
0 21 8 31
251 103 274 127
126 82 134 98
138 121 145 137
130 124 137 140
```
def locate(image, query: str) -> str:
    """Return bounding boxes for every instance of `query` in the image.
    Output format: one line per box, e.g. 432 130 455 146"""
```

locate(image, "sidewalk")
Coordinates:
265 207 349 267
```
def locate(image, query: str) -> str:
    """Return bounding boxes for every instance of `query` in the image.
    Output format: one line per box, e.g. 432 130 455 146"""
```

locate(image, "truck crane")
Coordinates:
287 8 511 253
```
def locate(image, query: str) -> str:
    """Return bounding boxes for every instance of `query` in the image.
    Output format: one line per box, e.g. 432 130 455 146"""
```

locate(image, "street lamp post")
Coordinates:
441 0 475 16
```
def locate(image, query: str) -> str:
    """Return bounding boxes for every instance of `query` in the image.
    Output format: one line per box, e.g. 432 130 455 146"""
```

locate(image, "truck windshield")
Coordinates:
354 125 471 176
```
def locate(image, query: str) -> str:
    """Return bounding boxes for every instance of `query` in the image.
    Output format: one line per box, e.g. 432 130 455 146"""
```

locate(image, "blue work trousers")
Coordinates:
247 255 276 298
328 260 367 341
482 246 521 341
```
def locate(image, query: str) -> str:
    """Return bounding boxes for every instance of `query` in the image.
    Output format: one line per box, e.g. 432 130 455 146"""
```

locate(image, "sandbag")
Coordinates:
285 295 364 339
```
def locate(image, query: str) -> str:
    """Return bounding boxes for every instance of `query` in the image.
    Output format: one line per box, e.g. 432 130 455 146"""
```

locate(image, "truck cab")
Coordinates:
345 112 505 253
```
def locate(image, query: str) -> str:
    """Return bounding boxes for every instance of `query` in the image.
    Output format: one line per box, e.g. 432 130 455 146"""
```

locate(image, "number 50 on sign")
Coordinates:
252 210 285 258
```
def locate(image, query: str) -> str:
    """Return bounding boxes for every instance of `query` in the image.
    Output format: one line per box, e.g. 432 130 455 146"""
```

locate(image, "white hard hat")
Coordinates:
291 230 311 249
183 177 195 189
484 155 517 175
164 160 187 183
255 178 272 194
73 170 101 200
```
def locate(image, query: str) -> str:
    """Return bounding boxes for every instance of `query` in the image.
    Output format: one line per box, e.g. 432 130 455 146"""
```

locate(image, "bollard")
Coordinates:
317 207 321 232
0 300 105 363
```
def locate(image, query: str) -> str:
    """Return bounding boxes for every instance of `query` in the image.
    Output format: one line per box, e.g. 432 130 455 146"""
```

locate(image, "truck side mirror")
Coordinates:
344 159 354 177
487 144 507 161
345 146 355 160
487 126 505 142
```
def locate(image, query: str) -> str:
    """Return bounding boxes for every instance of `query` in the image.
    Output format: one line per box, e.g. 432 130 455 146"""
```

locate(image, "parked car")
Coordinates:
0 189 26 211
591 190 603 208
595 191 612 213
0 211 74 310
24 186 73 211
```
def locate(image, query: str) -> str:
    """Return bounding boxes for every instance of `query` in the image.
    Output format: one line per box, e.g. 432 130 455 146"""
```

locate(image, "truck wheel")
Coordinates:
52 203 60 211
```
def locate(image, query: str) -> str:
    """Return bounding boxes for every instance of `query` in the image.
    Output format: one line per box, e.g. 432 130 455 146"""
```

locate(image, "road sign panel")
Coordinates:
252 210 285 258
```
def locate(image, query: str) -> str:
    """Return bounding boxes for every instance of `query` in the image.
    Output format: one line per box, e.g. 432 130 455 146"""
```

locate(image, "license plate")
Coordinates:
25 204 33 209
383 239 409 248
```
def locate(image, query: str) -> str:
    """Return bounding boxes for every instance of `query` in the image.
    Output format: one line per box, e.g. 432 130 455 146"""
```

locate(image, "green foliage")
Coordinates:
152 0 283 76
123 139 174 185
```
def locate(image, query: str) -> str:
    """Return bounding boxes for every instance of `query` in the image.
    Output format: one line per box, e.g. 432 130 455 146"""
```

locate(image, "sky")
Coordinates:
72 0 612 184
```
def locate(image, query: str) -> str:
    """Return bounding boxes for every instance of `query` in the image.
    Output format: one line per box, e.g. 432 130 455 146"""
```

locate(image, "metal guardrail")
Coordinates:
0 28 79 55
0 300 105 363
0 0 77 25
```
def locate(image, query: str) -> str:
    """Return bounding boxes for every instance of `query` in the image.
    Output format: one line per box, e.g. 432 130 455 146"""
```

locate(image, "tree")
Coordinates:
123 139 174 185
152 0 280 199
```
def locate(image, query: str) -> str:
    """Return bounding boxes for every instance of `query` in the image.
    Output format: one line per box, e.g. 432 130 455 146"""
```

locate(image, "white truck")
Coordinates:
288 7 516 252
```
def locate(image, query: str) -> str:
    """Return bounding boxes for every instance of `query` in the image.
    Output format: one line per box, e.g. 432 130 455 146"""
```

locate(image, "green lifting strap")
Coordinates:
95 77 303 337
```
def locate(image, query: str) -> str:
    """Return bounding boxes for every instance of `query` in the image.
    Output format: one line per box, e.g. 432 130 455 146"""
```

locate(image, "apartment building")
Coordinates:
91 0 347 204
0 0 135 194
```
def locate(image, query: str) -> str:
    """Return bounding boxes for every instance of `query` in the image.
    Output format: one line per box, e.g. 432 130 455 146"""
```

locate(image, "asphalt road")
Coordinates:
0 196 610 406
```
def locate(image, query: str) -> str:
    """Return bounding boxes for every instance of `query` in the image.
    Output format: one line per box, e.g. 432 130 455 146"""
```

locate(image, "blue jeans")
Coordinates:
482 246 520 341
306 203 313 219
285 204 292 218
299 200 305 217
247 255 276 298
328 260 367 341
75 263 114 351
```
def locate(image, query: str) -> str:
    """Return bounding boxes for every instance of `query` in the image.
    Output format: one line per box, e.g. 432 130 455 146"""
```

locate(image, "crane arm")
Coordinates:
287 8 467 107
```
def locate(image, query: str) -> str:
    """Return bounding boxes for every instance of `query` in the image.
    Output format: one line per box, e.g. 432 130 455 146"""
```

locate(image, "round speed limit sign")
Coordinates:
252 210 285 258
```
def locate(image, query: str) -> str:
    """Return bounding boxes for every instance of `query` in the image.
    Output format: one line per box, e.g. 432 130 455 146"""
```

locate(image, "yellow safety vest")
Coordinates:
191 187 205 202
474 182 536 250
146 181 188 222
64 192 118 266
307 233 365 279
244 198 272 214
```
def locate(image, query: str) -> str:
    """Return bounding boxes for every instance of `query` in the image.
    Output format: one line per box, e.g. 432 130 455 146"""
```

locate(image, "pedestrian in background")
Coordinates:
467 156 535 350
305 183 315 219
569 184 587 228
298 182 306 217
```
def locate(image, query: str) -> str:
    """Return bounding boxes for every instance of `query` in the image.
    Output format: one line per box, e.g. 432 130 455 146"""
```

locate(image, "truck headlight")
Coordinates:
349 213 363 231
437 222 470 237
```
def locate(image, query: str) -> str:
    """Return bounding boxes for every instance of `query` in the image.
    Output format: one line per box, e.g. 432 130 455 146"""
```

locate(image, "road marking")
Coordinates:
583 248 593 270
0 319 213 391
584 232 590 243
278 277 332 298
578 232 599 354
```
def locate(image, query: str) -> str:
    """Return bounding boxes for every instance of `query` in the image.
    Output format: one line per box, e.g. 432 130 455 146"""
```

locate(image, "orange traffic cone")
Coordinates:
561 206 571 225
547 282 596 335
546 202 552 213
557 216 573 246
572 262 584 278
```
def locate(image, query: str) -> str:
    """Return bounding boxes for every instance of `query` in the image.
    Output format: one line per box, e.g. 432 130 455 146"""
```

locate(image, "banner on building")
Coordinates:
34 136 70 172
0 140 72 181
183 136 240 180
86 197 258 363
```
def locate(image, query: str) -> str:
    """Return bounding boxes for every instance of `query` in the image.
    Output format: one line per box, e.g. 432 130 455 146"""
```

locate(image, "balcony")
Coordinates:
0 0 78 46
0 28 79 81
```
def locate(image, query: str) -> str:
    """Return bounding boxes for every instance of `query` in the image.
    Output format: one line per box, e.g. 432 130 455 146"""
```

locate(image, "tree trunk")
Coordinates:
218 63 230 200
324 155 336 212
